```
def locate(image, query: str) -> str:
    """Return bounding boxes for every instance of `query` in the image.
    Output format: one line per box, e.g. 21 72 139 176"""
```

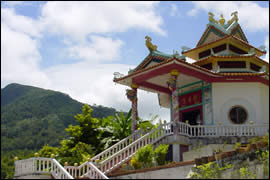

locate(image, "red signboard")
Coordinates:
179 90 202 108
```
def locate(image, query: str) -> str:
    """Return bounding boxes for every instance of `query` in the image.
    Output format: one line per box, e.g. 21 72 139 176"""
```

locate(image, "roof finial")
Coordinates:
227 11 238 26
145 36 157 52
208 12 218 24
219 14 225 25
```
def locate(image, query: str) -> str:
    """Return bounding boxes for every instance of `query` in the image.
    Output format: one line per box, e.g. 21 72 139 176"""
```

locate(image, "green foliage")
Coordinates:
1 149 35 179
38 144 59 158
130 156 141 170
1 83 120 178
256 149 269 178
65 104 100 147
98 109 134 150
190 162 232 179
234 142 241 150
1 83 118 152
137 114 159 131
239 166 256 179
58 141 93 165
132 145 154 169
153 144 169 166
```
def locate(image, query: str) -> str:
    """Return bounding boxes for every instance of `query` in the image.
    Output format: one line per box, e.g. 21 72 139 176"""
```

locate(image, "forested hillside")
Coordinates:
1 83 118 152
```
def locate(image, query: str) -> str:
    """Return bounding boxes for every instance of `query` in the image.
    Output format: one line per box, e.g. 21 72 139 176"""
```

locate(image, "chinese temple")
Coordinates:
13 12 270 179
113 11 269 161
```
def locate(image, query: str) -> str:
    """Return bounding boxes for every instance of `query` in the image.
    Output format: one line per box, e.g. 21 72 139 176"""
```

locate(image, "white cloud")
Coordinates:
1 8 42 38
40 1 166 41
170 4 179 17
67 36 124 63
188 1 269 32
1 2 170 122
138 91 170 122
1 23 50 88
43 62 170 121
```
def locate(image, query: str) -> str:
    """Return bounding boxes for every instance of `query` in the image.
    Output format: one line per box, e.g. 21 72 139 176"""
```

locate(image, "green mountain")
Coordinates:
1 83 118 152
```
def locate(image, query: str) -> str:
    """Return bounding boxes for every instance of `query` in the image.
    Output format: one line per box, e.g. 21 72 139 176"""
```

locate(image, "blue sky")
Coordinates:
1 1 269 122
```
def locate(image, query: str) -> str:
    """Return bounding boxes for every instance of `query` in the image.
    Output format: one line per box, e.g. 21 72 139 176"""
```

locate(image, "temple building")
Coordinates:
113 11 269 161
13 12 270 178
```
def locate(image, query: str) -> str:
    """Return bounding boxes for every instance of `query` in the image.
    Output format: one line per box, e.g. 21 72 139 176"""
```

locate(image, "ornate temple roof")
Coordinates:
133 50 185 72
182 35 266 60
113 11 269 100
192 54 269 67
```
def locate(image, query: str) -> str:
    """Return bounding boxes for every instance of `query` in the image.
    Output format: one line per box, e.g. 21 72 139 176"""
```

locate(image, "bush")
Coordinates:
132 145 153 168
130 156 141 169
38 144 59 158
153 144 169 166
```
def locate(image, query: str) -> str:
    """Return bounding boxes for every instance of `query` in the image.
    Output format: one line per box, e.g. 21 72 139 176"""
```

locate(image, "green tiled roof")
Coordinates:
208 21 238 35
151 50 186 60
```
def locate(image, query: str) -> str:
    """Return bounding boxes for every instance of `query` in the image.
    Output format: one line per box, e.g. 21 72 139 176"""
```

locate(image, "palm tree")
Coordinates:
98 110 160 151
98 109 132 150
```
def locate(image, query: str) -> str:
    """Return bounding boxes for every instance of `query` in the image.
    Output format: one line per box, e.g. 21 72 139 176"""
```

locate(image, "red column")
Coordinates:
167 69 179 134
126 83 139 133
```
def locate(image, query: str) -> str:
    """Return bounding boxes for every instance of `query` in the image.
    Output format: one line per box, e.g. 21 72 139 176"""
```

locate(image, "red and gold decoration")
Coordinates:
167 69 179 134
126 83 139 132
179 90 202 108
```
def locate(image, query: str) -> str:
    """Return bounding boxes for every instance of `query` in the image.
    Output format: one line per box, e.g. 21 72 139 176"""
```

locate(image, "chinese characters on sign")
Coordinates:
179 90 202 108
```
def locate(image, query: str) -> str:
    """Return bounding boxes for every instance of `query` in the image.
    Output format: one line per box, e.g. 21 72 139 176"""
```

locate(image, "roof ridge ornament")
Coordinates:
219 14 225 26
181 46 191 52
208 12 218 24
173 50 180 57
145 36 158 52
258 45 266 52
227 11 238 26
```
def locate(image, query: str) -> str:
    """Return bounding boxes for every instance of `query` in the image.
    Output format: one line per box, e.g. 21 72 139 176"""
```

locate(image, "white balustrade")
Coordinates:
15 121 268 179
52 159 74 179
98 122 173 174
14 157 73 179
90 128 146 164
176 122 268 137
65 161 108 179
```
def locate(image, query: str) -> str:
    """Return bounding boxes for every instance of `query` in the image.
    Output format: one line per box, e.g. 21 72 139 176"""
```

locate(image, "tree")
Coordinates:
56 104 100 164
98 109 132 150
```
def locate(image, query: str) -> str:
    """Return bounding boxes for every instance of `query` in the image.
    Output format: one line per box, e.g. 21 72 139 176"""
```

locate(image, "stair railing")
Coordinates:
90 128 147 163
85 162 109 179
65 161 108 179
99 122 173 174
14 157 73 179
64 128 146 178
51 159 74 179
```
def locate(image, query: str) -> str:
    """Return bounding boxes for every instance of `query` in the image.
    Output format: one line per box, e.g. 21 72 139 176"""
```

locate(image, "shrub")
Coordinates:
38 144 59 158
130 156 141 169
133 144 154 168
153 144 169 166
234 142 241 150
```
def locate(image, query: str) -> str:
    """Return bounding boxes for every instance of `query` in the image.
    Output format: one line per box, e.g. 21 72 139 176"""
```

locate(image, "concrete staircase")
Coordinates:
14 122 173 179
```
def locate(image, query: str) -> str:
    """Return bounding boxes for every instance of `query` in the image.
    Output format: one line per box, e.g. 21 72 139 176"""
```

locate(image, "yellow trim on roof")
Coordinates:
183 36 266 61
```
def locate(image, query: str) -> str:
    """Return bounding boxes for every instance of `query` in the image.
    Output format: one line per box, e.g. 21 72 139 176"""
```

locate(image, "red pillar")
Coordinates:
167 69 179 134
126 83 139 133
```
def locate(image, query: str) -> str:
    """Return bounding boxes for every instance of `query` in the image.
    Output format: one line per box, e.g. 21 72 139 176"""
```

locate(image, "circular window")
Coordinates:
229 106 248 124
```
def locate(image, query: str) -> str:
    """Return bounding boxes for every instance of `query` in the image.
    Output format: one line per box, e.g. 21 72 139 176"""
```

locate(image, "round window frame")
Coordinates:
228 105 248 124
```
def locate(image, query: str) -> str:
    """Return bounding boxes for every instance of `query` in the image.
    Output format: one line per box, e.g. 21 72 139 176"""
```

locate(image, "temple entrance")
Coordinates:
181 107 202 125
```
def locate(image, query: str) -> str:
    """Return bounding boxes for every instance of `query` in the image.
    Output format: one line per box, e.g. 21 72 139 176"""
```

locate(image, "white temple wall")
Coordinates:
259 83 269 124
212 82 267 125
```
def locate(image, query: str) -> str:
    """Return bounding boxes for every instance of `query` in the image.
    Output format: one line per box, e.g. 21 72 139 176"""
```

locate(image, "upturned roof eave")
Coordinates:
183 35 266 58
